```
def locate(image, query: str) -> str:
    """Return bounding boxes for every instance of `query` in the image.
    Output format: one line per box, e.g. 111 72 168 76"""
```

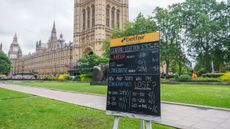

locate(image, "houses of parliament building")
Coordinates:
4 0 129 78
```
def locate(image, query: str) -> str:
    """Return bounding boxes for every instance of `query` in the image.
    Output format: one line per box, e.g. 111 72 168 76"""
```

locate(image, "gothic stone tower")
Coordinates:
48 22 58 50
8 34 22 75
73 0 129 59
8 34 22 59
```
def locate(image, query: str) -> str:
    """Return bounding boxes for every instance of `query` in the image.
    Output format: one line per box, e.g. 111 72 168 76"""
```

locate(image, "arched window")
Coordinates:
112 7 115 28
87 7 90 28
106 5 110 27
83 9 86 30
117 9 120 28
92 5 95 26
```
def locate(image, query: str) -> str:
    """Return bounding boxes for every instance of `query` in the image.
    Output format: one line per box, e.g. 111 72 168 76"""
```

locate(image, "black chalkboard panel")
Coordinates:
106 41 161 116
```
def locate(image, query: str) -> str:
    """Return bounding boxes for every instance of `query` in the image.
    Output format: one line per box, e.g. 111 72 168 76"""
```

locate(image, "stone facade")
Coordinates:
8 0 129 78
73 0 129 59
8 23 75 78
8 34 23 76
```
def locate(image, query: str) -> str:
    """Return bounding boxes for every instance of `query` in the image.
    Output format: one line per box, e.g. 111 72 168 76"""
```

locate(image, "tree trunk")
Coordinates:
166 60 170 75
204 51 211 73
178 61 182 75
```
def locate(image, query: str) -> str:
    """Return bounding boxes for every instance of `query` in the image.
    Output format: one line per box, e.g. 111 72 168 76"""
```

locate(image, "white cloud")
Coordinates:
0 0 227 54
0 0 73 54
129 0 186 20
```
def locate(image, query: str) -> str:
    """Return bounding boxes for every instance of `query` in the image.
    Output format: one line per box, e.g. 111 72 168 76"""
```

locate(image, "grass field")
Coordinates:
13 81 230 109
0 88 173 129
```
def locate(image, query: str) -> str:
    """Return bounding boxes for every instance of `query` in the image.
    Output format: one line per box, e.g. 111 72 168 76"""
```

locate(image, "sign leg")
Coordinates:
140 120 145 129
113 116 120 129
146 121 152 129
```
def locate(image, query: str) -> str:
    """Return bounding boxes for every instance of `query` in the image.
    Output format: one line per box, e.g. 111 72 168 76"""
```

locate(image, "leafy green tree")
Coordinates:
103 0 229 75
103 13 157 58
154 4 190 75
102 40 110 58
217 0 230 70
78 54 108 77
182 0 229 72
194 54 209 75
112 13 157 38
0 52 11 75
154 7 173 75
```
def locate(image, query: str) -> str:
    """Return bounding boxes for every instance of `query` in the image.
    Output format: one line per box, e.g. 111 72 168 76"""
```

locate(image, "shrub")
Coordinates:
58 74 70 81
43 76 58 81
175 74 192 82
173 73 180 80
195 68 207 76
202 73 224 78
78 54 108 79
220 72 230 82
72 75 80 81
80 74 92 82
167 74 176 79
223 66 230 73
192 77 221 82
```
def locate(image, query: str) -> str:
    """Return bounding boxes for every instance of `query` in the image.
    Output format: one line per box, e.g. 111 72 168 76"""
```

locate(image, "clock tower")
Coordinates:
8 34 22 59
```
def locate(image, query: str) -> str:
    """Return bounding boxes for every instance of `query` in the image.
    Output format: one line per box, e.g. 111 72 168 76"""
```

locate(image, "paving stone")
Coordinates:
192 120 220 129
217 124 230 129
204 116 228 123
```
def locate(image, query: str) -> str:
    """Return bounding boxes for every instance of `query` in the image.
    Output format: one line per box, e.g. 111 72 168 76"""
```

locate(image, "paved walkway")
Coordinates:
0 83 229 129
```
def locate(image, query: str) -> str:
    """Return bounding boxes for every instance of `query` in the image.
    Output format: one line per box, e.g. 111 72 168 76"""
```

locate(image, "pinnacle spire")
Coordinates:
14 33 17 39
13 33 18 43
60 33 63 38
52 21 56 33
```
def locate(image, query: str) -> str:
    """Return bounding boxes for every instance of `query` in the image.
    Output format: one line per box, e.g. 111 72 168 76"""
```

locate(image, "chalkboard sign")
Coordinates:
106 32 161 117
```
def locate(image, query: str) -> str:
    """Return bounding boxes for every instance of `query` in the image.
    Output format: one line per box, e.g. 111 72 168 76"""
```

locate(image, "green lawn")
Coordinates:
0 88 172 129
12 81 230 109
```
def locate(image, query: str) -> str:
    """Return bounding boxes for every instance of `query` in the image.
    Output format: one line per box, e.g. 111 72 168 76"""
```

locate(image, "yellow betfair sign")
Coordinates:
110 32 160 48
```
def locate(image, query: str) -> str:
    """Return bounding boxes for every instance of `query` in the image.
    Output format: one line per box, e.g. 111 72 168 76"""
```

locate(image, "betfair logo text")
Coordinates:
121 35 145 43
110 32 160 47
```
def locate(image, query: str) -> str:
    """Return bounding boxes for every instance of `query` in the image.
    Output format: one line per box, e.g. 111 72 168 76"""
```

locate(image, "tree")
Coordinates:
218 0 230 70
182 0 229 72
78 54 108 77
103 13 157 58
154 4 190 75
0 52 11 75
103 0 228 74
113 13 157 38
102 40 110 58
154 7 173 75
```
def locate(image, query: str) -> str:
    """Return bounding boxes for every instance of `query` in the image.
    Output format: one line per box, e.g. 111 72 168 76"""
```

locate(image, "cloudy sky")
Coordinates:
0 0 225 54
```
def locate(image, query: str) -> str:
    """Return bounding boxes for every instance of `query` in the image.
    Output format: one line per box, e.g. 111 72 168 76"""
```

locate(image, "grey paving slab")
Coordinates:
192 120 220 129
0 83 230 129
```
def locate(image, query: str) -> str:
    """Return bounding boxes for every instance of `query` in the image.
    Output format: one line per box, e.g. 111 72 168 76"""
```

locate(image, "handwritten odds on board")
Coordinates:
106 32 161 116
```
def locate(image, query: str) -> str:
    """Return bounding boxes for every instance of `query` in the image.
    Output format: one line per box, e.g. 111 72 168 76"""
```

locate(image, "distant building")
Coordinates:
8 23 74 78
8 0 129 78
